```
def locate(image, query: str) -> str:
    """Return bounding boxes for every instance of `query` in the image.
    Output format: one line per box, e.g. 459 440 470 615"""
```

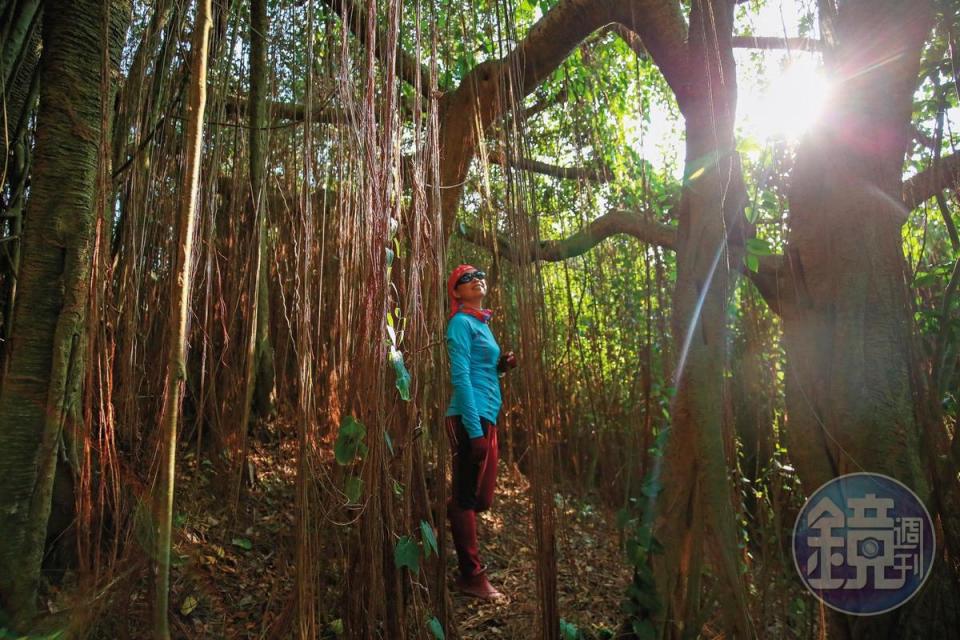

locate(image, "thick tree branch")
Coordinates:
731 36 822 52
487 148 613 183
902 153 960 210
459 209 677 262
437 0 691 238
614 0 690 109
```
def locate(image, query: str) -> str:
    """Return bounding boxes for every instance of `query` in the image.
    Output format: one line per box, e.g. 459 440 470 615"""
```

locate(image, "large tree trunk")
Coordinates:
649 2 753 637
0 0 129 625
780 0 960 636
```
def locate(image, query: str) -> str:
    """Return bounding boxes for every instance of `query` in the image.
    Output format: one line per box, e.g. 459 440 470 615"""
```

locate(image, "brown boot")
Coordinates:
454 571 506 601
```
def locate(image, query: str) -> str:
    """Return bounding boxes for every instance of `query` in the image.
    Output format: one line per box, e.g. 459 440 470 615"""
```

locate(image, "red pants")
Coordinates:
445 415 499 578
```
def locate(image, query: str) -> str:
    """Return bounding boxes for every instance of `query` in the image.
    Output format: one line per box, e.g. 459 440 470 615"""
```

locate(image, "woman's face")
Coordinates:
454 270 487 304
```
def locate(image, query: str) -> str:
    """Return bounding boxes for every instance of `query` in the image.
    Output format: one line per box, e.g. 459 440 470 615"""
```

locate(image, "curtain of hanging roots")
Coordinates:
488 0 560 636
66 0 445 634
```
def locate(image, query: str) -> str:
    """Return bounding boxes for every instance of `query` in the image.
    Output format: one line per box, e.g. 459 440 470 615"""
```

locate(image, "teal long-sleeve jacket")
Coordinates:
444 312 502 439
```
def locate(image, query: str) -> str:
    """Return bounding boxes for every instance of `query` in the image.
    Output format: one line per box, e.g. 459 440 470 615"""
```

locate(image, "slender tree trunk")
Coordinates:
154 1 211 638
0 0 128 625
650 1 753 637
248 0 276 420
233 0 270 513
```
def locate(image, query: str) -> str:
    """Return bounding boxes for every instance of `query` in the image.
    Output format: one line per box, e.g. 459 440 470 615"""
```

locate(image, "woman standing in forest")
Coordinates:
444 264 516 600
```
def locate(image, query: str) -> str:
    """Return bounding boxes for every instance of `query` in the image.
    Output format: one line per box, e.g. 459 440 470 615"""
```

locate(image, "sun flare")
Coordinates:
740 58 831 142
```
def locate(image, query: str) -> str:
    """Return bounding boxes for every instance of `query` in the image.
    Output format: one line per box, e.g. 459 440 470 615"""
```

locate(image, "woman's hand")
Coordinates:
469 435 489 463
497 351 517 373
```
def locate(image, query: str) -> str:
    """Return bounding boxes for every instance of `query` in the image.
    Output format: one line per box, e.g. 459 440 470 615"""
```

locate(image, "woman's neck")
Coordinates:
461 300 483 311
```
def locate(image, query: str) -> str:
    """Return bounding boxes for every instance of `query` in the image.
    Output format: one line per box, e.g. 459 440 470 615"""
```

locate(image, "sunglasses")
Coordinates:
455 270 486 286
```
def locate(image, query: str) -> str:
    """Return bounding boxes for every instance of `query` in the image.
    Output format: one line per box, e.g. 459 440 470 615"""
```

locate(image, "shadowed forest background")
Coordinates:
1 0 960 638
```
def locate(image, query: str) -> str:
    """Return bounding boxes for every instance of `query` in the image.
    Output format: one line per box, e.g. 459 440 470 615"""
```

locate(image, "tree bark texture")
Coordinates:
0 0 129 624
780 1 960 636
649 2 753 637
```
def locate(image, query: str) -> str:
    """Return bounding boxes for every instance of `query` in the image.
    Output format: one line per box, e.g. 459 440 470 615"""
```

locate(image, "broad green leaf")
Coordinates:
426 616 445 640
335 416 368 465
420 520 438 557
394 536 421 573
745 253 760 273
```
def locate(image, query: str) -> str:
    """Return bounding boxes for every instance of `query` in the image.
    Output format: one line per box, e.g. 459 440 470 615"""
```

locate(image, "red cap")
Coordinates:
447 264 478 320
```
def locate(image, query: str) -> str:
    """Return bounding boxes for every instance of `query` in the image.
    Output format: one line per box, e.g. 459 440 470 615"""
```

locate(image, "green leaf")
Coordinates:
745 237 773 255
335 416 368 465
745 253 759 273
559 619 582 640
420 520 438 557
345 475 363 504
426 616 445 639
389 347 412 401
231 537 253 551
394 536 421 573
329 619 344 636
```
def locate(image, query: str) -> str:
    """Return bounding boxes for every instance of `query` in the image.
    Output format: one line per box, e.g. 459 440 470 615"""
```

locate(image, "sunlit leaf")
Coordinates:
389 347 411 401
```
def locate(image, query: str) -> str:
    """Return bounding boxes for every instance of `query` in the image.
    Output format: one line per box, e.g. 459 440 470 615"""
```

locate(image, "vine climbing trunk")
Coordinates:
649 1 752 637
0 0 129 625
153 1 211 638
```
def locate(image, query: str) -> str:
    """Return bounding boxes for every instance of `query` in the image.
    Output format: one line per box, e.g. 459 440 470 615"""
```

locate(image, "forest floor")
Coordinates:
448 464 630 639
84 429 629 639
